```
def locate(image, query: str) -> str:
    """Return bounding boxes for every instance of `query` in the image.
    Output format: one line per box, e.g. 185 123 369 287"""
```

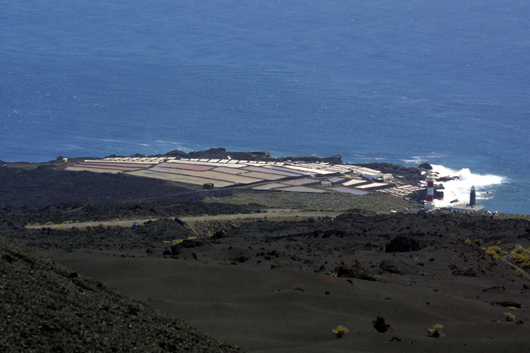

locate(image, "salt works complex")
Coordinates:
66 156 424 198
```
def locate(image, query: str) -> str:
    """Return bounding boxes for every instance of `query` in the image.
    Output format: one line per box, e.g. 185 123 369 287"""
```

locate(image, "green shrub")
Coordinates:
332 325 349 338
509 245 530 268
505 312 515 322
464 239 472 245
427 324 444 338
485 246 502 260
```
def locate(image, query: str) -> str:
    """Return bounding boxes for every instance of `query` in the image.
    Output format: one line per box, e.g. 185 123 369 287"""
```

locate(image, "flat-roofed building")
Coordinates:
451 205 485 214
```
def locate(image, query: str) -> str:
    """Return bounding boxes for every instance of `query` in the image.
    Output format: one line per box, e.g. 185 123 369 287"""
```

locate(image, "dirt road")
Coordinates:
26 209 342 230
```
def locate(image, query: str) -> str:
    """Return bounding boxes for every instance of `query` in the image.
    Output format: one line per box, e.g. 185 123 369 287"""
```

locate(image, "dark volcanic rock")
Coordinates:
161 148 343 164
188 148 271 161
171 238 209 256
490 301 522 308
449 264 477 277
373 316 393 333
335 262 377 281
385 235 421 253
356 162 423 185
379 260 403 274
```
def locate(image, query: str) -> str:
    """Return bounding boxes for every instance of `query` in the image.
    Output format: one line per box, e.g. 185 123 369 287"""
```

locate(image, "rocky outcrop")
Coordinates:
418 163 432 170
355 162 423 185
334 261 377 281
379 259 403 274
160 148 342 164
278 155 343 164
171 238 209 256
385 235 421 253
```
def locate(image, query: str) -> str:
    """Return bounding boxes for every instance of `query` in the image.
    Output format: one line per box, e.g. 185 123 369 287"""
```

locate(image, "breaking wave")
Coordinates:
430 165 506 208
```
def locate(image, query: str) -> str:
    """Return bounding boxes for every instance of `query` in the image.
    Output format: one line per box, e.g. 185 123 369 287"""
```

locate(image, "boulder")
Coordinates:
385 235 420 253
373 316 393 333
334 262 376 281
379 260 403 274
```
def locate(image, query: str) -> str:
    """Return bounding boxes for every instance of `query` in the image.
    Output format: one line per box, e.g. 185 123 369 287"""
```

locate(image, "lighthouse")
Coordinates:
451 186 485 214
424 174 435 210
469 186 476 206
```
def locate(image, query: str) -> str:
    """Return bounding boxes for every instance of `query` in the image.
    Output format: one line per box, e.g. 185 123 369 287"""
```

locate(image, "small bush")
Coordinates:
332 325 349 338
427 323 444 338
505 312 515 322
464 239 471 245
485 246 502 260
509 245 530 269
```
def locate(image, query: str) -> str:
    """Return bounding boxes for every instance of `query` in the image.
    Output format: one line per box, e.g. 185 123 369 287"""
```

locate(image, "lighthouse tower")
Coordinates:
424 174 435 211
469 186 476 206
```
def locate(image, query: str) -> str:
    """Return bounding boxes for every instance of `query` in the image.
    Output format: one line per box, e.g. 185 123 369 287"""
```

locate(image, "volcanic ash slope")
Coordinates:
0 235 242 353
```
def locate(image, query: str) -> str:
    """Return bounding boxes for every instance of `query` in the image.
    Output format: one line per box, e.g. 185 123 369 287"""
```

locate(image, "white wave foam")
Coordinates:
430 165 506 207
98 139 149 147
155 140 181 145
402 154 444 165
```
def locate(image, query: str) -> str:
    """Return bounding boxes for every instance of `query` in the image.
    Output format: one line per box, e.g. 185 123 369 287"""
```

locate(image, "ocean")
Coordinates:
1 1 529 214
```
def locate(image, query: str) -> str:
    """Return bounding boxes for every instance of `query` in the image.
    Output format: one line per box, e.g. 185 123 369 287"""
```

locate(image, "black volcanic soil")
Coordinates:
0 235 242 352
0 164 199 207
5 210 530 352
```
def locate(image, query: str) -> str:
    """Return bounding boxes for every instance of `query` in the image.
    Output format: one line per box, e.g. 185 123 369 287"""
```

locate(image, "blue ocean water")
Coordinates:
1 1 529 214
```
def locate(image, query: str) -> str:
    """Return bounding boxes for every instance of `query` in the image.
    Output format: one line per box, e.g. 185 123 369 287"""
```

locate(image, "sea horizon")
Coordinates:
1 0 528 214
